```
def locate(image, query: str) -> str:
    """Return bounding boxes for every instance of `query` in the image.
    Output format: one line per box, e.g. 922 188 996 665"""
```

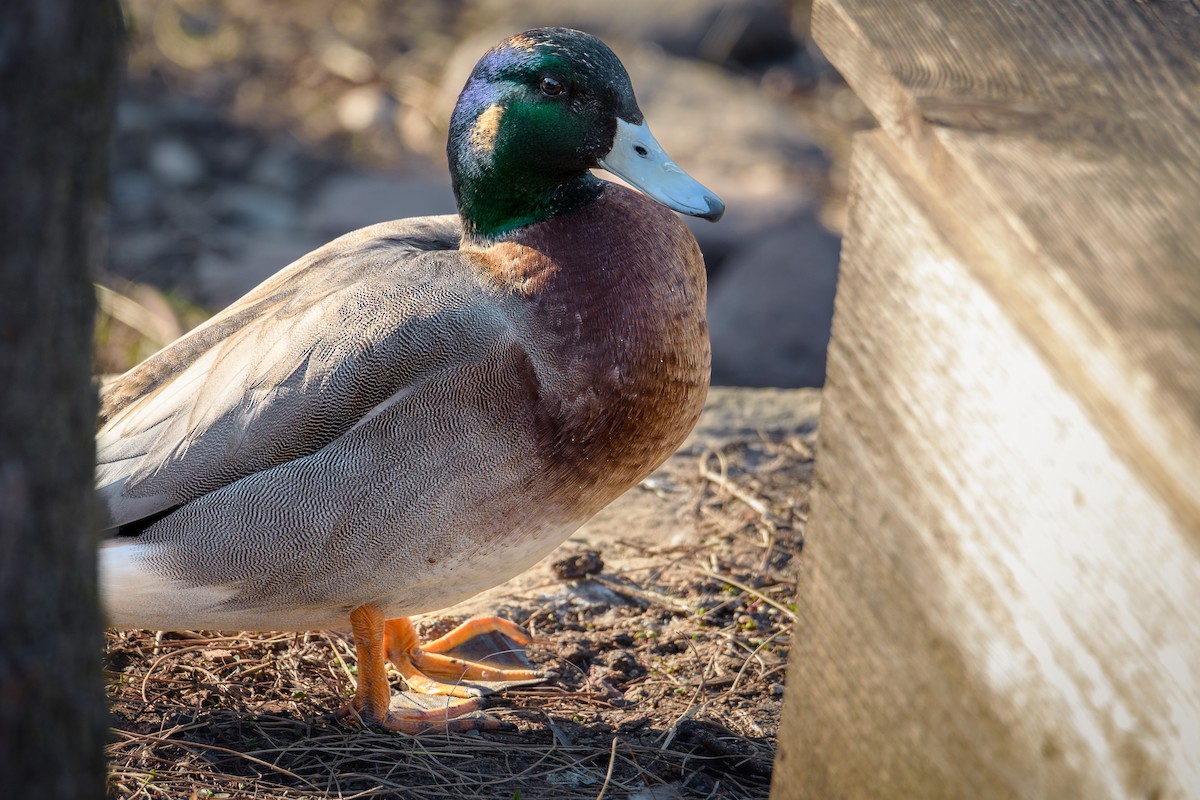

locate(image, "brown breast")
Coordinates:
464 184 711 516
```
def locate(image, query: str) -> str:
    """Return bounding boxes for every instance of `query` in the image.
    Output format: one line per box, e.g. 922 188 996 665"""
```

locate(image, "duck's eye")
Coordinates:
539 76 565 97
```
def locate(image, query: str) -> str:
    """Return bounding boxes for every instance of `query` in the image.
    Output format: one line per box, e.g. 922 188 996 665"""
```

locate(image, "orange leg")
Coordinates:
339 605 497 733
384 616 544 698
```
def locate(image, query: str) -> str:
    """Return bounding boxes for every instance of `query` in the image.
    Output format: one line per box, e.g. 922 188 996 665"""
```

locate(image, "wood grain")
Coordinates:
811 0 1200 534
774 130 1200 799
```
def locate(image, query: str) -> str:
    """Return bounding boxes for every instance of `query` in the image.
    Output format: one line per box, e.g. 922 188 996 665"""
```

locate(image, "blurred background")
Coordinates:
100 0 873 386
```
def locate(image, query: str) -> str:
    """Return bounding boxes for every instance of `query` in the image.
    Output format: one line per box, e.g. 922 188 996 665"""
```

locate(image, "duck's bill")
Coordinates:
599 119 725 222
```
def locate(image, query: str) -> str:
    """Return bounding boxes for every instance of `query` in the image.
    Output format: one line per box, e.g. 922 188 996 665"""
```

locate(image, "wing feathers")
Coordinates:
97 215 485 529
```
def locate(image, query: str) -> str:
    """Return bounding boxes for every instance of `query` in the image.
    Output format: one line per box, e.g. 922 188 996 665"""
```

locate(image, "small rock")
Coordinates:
564 580 628 609
148 138 206 187
587 664 631 704
557 639 594 669
552 550 604 580
337 85 386 132
601 649 638 674
708 213 841 387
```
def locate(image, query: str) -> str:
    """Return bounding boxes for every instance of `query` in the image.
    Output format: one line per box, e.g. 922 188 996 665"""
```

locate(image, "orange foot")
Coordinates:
385 615 544 697
338 605 544 733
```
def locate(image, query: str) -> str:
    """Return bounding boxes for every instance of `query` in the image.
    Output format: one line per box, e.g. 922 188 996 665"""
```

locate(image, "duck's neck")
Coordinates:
454 169 603 243
448 94 605 242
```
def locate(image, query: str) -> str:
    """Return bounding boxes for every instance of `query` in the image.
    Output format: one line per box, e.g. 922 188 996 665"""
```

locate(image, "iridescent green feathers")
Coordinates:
448 28 643 240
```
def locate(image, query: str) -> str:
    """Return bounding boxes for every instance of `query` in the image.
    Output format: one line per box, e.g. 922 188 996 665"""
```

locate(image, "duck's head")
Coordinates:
449 28 724 241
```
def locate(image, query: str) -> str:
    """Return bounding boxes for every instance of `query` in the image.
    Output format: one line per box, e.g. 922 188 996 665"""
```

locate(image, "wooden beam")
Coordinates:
774 128 1200 799
773 3 1200 794
810 0 1200 534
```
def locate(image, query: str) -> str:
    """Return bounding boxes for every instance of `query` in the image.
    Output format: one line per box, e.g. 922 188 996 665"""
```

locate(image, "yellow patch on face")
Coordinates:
470 103 505 157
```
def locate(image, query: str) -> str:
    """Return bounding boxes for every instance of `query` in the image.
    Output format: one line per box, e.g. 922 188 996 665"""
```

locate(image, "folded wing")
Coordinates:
96 215 511 530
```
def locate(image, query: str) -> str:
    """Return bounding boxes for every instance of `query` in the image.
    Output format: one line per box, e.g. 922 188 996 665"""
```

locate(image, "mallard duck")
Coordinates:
99 27 722 732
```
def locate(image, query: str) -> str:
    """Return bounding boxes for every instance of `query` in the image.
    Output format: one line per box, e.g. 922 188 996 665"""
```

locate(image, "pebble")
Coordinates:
552 550 604 580
148 138 206 187
708 213 841 387
337 85 387 131
557 640 593 668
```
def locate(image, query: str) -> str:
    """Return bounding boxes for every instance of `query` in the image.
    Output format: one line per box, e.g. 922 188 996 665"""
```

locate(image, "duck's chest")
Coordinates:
475 191 711 497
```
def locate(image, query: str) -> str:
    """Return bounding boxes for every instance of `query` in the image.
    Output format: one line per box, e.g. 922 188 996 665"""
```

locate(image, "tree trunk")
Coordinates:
0 1 122 797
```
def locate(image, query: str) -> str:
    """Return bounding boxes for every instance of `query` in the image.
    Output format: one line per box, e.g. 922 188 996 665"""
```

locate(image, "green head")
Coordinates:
448 28 723 241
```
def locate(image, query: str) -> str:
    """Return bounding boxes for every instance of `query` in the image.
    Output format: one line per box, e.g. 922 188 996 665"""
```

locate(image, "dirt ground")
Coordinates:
104 389 818 799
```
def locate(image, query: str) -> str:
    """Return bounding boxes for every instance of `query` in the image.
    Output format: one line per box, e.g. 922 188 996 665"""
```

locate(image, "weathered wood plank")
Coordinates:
774 130 1200 798
811 0 1200 533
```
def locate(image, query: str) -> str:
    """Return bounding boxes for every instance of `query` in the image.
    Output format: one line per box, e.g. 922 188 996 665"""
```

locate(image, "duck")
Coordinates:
98 27 723 733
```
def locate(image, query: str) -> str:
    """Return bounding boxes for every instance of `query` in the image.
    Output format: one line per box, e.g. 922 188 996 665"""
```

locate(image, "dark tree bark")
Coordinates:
0 1 122 796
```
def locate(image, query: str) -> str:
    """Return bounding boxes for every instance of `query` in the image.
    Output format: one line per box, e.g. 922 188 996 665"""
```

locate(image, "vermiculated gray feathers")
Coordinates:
97 216 479 529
